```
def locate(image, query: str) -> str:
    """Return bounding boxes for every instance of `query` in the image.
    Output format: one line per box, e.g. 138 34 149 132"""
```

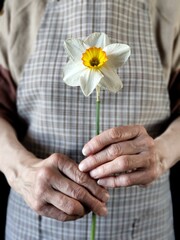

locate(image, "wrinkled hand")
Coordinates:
79 125 166 188
18 153 109 221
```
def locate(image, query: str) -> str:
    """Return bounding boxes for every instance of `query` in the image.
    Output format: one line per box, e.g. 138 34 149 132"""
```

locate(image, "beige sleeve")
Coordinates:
0 0 47 84
149 0 180 81
172 26 180 72
168 4 180 119
0 0 47 134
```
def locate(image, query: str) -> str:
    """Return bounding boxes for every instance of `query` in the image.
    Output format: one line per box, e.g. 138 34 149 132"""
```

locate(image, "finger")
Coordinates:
46 187 85 217
79 139 146 172
89 154 150 179
49 167 108 216
52 154 109 203
82 125 145 156
38 203 82 222
97 169 157 188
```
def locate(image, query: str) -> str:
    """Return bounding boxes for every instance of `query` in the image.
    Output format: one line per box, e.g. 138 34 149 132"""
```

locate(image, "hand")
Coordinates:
16 153 109 222
79 125 166 188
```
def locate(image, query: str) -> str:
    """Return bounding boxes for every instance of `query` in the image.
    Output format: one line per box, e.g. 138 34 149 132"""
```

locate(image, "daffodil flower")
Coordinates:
63 32 131 240
63 32 130 96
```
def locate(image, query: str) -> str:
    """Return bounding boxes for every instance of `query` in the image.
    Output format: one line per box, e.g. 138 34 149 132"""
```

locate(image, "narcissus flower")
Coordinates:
63 32 130 96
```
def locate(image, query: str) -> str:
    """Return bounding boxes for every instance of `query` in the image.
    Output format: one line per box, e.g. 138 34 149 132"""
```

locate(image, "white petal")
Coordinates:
99 65 123 93
64 38 88 61
80 70 103 96
104 43 131 68
63 60 87 86
84 32 110 48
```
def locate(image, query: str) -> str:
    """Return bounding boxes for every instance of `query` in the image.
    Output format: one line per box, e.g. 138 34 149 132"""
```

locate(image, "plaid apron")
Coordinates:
6 0 174 239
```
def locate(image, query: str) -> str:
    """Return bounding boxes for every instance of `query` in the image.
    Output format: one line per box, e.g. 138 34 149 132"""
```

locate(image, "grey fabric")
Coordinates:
6 0 174 239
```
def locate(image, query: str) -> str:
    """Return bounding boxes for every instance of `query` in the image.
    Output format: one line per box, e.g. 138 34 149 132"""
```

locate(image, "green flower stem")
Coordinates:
91 212 97 240
96 99 100 136
91 86 100 240
96 85 100 136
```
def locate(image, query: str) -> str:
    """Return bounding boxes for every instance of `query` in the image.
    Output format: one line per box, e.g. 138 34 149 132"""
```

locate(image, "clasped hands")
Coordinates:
21 125 166 222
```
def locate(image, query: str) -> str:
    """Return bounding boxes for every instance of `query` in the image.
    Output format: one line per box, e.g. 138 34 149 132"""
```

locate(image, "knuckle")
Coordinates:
102 164 108 174
89 155 99 166
32 200 44 213
135 125 148 138
146 152 156 168
109 127 121 140
36 166 51 181
119 155 129 170
65 203 77 215
131 125 143 137
92 137 102 150
76 172 88 186
50 153 61 165
138 125 147 134
149 167 158 182
129 140 137 150
72 186 86 200
146 137 155 149
114 177 120 187
34 184 45 198
124 176 132 186
34 168 51 198
121 175 132 186
107 144 121 158
91 187 103 200
97 165 106 176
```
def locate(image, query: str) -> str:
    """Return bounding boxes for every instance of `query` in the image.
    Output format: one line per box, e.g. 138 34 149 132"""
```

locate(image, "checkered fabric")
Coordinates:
6 0 174 239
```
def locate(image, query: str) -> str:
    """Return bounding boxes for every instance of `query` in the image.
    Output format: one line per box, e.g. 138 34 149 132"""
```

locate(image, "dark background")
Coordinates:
1 163 180 239
0 1 4 15
0 173 9 239
170 162 180 240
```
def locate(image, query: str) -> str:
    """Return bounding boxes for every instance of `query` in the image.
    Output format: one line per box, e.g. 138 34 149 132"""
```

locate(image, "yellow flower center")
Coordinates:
82 47 108 69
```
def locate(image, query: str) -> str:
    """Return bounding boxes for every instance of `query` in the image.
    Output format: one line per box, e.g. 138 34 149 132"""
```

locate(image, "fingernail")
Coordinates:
97 179 107 187
102 193 110 203
79 162 85 172
90 170 98 178
100 207 108 216
82 145 90 156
